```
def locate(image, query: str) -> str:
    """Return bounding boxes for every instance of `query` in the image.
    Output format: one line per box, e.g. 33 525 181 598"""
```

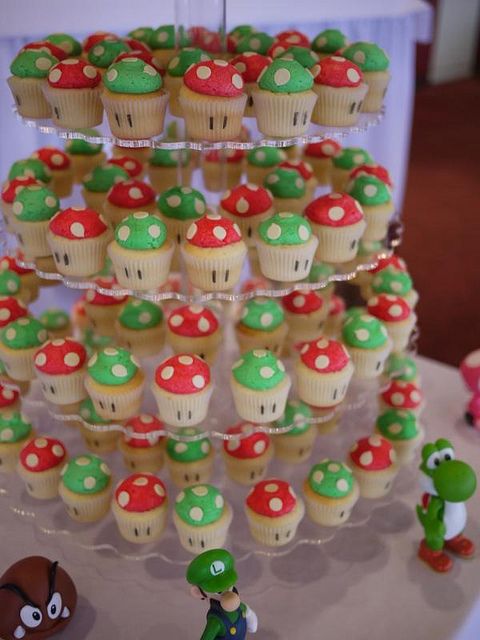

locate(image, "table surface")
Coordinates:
0 355 479 640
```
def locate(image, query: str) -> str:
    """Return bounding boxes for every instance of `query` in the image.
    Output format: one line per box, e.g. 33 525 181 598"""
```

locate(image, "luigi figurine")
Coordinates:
187 548 258 639
416 438 477 572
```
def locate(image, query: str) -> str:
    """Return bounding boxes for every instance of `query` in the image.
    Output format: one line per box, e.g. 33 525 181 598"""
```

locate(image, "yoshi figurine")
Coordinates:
417 438 477 572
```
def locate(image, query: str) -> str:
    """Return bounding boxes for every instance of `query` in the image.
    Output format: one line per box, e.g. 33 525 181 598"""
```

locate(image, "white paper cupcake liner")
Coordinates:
112 501 168 544
179 87 247 141
108 240 174 291
148 164 193 192
164 75 183 117
81 188 108 211
330 166 351 193
375 426 424 466
243 81 256 117
383 313 417 352
312 219 367 263
274 428 317 463
51 170 73 199
80 426 119 454
202 161 244 192
42 85 103 129
59 483 112 522
12 219 51 259
7 76 51 118
18 464 63 500
272 195 309 215
115 323 165 359
85 373 145 421
348 338 392 379
181 243 247 292
304 480 359 526
47 232 112 278
245 500 304 546
362 202 395 241
246 165 274 186
307 156 332 186
362 71 390 112
284 307 329 335
174 503 232 554
37 368 87 405
256 235 318 282
0 436 33 473
166 449 215 488
84 303 120 337
252 89 317 137
295 360 354 408
152 383 213 427
70 153 106 184
220 208 273 248
117 441 164 473
230 375 291 424
0 344 38 381
222 446 273 486
101 90 169 139
312 83 368 127
352 464 398 499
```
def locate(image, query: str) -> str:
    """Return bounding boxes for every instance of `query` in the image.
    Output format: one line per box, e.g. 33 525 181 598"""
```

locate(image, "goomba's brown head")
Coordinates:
0 556 77 640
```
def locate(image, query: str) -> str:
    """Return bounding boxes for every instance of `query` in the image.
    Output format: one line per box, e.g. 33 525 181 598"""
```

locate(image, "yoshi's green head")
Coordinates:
420 439 477 503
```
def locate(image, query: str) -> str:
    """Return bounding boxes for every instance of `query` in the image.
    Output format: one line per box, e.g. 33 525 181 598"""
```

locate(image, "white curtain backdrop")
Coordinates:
0 1 432 210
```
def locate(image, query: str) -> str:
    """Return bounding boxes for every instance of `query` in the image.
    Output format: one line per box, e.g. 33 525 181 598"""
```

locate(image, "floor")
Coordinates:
401 78 480 367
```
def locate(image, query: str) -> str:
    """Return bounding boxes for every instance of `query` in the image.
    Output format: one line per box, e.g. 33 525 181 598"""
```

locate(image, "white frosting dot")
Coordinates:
336 478 349 492
170 314 183 327
138 312 152 324
315 355 330 370
64 352 80 367
192 375 206 389
298 225 310 241
266 223 281 240
52 444 64 457
106 68 118 81
83 65 97 79
70 221 85 238
253 439 266 455
49 68 62 83
359 451 373 466
112 364 128 377
215 494 224 509
129 187 143 200
274 68 291 86
83 476 96 490
364 184 378 197
166 195 181 208
35 352 47 367
269 497 283 512
196 65 212 80
347 68 360 83
236 197 249 214
160 365 174 380
178 355 193 365
132 476 148 487
328 206 345 222
354 328 370 341
388 423 403 435
213 226 227 241
391 392 405 406
260 312 273 327
35 438 48 448
353 50 366 64
198 317 210 333
25 453 39 468
186 223 197 240
232 73 243 89
118 491 130 507
260 366 275 379
148 224 161 239
189 506 204 521
389 304 403 318
312 470 324 484
35 56 53 70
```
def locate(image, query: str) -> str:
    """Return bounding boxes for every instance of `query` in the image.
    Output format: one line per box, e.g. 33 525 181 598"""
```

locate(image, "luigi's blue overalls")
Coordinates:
206 590 247 639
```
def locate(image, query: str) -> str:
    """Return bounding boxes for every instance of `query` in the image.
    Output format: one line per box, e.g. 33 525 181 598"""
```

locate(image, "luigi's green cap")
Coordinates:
186 548 238 593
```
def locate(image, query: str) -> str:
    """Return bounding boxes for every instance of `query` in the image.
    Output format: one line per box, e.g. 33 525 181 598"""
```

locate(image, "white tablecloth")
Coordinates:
0 0 432 208
0 356 479 639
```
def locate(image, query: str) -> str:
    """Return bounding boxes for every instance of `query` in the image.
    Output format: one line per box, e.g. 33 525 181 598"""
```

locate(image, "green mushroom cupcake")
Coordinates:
127 27 155 46
0 316 48 381
8 49 58 118
236 31 274 55
311 29 348 58
81 163 129 210
0 411 34 472
102 57 168 139
256 212 318 282
8 158 51 184
173 483 232 553
235 298 288 356
11 184 60 259
157 185 207 248
303 459 359 526
383 352 419 385
331 146 373 192
85 346 145 420
273 399 317 463
88 39 129 71
164 47 212 116
45 33 82 57
367 265 418 309
77 396 119 454
108 211 173 290
150 24 189 66
115 299 165 358
343 42 390 112
279 46 319 69
375 408 424 464
147 148 192 191
252 58 317 137
342 312 392 379
246 146 287 184
65 130 106 183
264 166 308 214
166 427 214 488
59 453 112 522
0 270 21 299
347 174 394 241
230 348 291 423
39 308 72 339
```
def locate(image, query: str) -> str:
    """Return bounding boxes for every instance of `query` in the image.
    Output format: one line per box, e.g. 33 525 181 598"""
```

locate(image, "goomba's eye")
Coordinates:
47 592 62 620
426 453 441 470
20 605 43 628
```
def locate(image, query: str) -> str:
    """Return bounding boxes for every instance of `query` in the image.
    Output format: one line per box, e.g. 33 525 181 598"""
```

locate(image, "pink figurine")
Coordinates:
459 349 480 430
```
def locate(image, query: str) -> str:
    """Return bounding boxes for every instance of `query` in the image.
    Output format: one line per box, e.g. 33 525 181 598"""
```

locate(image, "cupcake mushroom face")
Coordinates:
349 435 396 471
183 60 244 97
107 179 155 209
19 437 67 472
123 414 163 448
115 473 167 512
168 305 219 338
47 59 101 88
246 478 297 518
258 212 312 247
223 423 271 459
305 193 364 228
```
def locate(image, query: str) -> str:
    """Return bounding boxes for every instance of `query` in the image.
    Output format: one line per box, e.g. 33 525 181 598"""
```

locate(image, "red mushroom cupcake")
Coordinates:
348 435 398 498
83 278 128 337
166 304 222 364
379 380 424 417
43 58 103 128
295 338 354 408
279 159 318 200
219 184 274 247
112 473 168 544
303 138 342 186
282 289 328 347
367 294 416 352
107 155 144 180
0 297 28 330
245 478 305 546
231 52 271 116
47 206 113 277
152 354 213 427
310 56 367 126
31 147 73 198
350 163 393 188
179 60 247 141
222 423 273 485
0 382 20 415
181 213 247 292
34 338 87 408
1 176 40 231
103 179 156 228
18 436 67 499
304 192 366 263
201 149 245 192
118 414 165 473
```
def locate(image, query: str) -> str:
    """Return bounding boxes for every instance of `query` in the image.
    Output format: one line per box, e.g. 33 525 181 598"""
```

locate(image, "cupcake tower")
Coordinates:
0 20 423 557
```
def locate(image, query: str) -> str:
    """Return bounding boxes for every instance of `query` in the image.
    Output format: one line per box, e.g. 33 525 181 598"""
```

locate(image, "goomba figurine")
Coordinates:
0 556 77 639
416 439 477 572
187 548 257 639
